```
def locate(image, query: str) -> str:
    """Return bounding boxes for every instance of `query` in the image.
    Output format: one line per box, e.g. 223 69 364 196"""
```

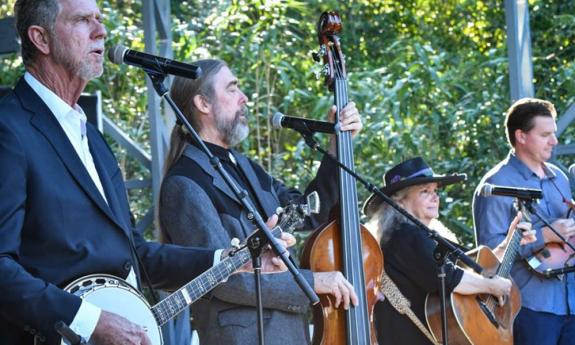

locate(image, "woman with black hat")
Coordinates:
363 157 535 345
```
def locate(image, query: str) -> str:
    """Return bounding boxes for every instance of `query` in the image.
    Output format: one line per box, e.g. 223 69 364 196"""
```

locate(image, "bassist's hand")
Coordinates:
90 310 151 345
313 271 359 310
327 102 363 154
327 102 363 138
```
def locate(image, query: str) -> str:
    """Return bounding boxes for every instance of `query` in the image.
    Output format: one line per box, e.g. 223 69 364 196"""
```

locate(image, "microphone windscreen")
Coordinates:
108 44 128 65
271 112 284 129
479 183 493 197
569 164 575 177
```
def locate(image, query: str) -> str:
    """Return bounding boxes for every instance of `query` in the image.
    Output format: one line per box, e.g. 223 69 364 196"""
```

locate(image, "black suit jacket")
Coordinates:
0 77 214 344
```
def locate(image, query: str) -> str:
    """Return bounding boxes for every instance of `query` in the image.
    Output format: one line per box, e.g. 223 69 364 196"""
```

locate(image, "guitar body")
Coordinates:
526 241 575 275
64 274 163 345
301 220 383 345
425 246 521 345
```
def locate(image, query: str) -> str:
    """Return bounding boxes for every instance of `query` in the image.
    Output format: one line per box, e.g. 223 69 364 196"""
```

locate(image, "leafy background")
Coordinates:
1 0 575 247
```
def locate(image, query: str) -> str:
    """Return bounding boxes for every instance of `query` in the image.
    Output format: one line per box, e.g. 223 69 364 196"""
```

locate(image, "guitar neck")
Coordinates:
496 228 523 278
151 226 282 326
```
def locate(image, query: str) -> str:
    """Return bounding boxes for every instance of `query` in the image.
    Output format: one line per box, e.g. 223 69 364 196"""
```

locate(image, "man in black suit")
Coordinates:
0 1 289 344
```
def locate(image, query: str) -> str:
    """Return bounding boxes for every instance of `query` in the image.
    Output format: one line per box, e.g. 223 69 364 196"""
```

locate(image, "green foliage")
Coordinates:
2 0 575 246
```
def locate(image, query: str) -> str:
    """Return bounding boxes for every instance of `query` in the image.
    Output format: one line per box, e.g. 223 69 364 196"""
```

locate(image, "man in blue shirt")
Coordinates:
473 98 575 345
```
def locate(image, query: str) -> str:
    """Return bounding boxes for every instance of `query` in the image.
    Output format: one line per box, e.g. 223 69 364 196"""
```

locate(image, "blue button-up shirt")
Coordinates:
473 153 575 315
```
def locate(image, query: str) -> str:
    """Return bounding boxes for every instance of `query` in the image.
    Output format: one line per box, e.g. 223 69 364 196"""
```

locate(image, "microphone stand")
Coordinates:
544 265 575 277
144 71 319 345
297 129 483 345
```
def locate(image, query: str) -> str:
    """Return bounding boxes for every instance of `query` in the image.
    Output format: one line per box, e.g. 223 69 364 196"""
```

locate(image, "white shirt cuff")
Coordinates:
68 301 101 343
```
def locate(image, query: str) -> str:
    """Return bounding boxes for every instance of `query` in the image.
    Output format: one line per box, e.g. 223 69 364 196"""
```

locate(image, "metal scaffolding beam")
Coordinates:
141 0 173 236
505 0 535 101
141 3 193 344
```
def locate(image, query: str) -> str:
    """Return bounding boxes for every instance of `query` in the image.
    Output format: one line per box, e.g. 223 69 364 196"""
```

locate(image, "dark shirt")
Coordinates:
375 220 464 345
204 141 268 217
165 141 280 227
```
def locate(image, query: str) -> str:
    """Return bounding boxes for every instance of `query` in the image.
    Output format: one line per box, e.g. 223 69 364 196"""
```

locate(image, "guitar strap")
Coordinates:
379 272 440 345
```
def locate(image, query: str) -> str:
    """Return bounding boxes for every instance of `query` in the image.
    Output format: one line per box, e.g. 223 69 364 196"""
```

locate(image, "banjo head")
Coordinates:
63 274 163 345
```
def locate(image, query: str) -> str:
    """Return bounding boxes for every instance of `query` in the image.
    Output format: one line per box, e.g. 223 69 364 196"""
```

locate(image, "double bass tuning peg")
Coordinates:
312 45 326 63
312 52 321 62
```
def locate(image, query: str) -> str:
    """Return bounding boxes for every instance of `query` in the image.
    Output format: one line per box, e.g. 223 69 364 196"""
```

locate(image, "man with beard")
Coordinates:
159 59 362 345
0 1 292 344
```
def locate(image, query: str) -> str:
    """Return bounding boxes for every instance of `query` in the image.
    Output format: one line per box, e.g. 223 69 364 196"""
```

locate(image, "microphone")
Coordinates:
479 183 543 200
569 164 575 177
271 112 337 134
543 265 575 278
108 45 201 80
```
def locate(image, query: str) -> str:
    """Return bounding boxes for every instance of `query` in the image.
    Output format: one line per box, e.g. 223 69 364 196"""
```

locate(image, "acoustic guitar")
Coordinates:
424 225 524 345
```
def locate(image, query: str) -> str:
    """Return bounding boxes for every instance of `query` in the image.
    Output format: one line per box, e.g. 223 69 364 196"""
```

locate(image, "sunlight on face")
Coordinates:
211 66 249 146
398 182 440 226
517 116 558 164
51 0 106 80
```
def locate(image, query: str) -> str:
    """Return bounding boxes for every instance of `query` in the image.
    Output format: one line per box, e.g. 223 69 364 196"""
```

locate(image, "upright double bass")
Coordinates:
301 11 384 345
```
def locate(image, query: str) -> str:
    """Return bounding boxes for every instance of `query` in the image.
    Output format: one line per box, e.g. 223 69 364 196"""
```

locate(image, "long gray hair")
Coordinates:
15 0 60 67
158 59 226 243
365 185 459 245
163 59 227 175
365 188 411 245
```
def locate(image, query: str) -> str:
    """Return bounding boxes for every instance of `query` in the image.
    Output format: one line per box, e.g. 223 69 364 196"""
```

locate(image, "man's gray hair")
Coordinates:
14 0 60 66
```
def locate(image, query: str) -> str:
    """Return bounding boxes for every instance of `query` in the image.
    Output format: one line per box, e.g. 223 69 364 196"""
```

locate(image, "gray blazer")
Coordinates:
159 143 338 345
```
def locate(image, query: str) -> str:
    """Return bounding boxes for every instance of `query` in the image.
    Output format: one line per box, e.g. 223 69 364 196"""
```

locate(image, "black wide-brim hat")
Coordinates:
362 157 466 217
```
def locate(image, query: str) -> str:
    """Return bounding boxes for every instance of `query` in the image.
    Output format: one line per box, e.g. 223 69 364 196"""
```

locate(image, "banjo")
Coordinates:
61 193 319 344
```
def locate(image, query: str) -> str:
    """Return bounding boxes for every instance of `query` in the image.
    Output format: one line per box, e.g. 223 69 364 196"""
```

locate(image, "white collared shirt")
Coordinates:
25 72 107 341
24 72 108 203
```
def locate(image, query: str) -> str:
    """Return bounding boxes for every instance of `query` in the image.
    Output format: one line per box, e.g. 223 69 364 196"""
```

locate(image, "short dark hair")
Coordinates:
505 98 557 147
14 0 60 66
